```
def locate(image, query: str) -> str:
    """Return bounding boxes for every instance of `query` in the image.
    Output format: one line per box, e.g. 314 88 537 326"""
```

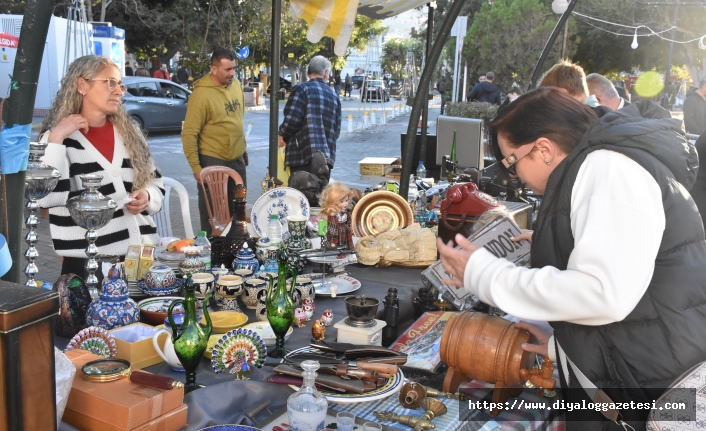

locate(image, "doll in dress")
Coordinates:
320 183 354 252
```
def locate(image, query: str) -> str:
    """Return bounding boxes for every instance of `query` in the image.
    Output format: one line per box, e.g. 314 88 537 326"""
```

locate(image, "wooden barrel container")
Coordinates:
440 311 535 395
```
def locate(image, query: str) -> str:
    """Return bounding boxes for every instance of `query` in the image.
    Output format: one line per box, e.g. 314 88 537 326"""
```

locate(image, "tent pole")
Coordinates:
418 2 434 172
400 0 465 199
1 0 54 283
268 0 282 179
528 0 580 88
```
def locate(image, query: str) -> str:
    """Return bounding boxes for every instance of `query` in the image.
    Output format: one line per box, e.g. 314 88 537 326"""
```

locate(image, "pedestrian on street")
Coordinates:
436 74 451 115
153 63 171 80
177 65 190 86
586 73 630 111
334 73 342 96
182 48 248 234
125 61 134 76
278 55 341 176
37 55 164 281
135 62 150 77
684 81 706 136
539 60 612 118
468 71 501 105
344 73 352 97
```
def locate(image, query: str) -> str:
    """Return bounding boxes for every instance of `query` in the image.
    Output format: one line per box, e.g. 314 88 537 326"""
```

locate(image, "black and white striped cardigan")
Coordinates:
38 129 165 258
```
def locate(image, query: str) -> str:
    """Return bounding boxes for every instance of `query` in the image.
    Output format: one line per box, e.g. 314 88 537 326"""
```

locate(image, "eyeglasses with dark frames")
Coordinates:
501 143 536 175
86 78 128 94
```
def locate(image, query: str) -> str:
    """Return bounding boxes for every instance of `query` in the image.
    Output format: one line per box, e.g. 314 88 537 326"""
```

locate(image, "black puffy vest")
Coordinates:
531 101 706 397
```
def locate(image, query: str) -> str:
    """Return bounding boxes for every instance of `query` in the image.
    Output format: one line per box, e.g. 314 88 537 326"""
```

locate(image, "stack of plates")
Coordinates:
351 190 413 237
155 248 184 270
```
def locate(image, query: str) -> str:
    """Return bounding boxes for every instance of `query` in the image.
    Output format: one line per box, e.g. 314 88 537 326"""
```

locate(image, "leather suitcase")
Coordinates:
0 281 60 431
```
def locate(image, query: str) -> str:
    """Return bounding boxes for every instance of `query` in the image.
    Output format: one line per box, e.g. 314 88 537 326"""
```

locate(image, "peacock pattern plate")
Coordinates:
197 426 262 431
285 346 404 404
251 188 310 238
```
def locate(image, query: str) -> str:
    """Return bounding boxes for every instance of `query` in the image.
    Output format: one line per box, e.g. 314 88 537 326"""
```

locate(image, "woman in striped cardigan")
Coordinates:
38 55 164 279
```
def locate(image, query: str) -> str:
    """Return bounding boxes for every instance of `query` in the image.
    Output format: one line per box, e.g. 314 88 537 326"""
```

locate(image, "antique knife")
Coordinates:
286 353 400 374
310 339 409 361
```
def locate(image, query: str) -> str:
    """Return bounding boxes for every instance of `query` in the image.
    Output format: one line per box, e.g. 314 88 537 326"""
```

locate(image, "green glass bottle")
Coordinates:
167 274 212 393
450 129 457 163
266 247 296 358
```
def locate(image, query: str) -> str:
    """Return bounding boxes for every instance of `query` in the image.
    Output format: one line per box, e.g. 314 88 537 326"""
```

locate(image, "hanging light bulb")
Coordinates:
552 0 569 14
631 27 640 49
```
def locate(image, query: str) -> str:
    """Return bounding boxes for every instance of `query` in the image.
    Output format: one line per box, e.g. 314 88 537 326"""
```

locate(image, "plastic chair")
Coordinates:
154 177 195 239
198 166 244 236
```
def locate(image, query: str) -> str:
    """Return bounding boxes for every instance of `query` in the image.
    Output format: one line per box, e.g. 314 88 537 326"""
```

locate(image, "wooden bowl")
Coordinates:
201 310 248 333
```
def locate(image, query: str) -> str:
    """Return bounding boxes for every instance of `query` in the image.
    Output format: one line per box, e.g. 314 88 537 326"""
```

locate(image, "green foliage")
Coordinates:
462 0 577 92
381 38 422 82
444 101 498 121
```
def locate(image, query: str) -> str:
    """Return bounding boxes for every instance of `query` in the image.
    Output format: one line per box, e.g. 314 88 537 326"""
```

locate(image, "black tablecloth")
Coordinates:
58 263 426 431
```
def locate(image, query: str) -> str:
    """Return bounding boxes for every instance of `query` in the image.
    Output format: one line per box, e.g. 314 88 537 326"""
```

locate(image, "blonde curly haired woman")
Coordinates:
38 55 164 279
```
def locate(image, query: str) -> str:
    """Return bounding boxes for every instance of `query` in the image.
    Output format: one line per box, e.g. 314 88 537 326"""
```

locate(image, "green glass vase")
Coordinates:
266 247 296 358
167 274 212 393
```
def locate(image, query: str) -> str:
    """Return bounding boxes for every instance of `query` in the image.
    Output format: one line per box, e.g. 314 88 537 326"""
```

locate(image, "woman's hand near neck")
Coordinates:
80 108 108 128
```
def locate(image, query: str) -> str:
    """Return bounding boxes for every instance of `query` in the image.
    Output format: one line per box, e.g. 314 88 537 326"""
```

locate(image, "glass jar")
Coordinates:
287 360 328 431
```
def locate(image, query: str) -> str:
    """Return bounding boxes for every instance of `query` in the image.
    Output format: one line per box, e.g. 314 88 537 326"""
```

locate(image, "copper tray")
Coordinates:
351 191 414 237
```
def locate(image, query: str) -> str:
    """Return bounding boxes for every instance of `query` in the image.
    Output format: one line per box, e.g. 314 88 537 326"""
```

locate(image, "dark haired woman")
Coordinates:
438 87 706 429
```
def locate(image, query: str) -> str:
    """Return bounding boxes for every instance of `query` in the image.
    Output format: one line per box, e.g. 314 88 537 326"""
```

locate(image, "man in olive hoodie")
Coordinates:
182 48 248 233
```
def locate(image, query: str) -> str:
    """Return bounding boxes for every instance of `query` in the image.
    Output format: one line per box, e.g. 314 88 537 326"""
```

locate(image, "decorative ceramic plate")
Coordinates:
295 274 361 296
201 311 249 333
351 190 413 238
285 346 404 404
156 248 185 262
197 426 262 431
138 296 185 313
136 279 183 296
250 188 310 238
240 321 294 346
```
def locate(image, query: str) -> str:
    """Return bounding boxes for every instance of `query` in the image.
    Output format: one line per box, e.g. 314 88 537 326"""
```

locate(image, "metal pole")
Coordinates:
268 0 282 179
400 0 466 198
562 20 569 58
529 0 580 88
1 0 54 283
419 2 434 171
662 0 679 109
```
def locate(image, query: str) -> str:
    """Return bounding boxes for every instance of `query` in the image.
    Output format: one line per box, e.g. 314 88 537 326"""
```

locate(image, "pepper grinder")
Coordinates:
382 288 399 346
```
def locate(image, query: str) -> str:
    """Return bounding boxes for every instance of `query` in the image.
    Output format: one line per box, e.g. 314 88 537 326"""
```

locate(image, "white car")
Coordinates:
284 74 292 82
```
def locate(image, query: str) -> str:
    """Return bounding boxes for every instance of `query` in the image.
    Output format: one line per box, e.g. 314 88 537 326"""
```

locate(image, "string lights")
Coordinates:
571 11 706 49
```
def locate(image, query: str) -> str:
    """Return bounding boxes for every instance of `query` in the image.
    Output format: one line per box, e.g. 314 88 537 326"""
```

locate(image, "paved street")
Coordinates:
29 93 442 285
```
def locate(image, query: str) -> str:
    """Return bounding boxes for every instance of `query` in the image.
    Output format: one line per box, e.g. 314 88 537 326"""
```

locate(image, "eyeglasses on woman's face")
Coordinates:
501 143 536 175
86 78 128 94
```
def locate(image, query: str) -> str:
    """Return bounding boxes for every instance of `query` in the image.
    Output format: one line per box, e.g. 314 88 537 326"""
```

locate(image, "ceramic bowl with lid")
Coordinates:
143 265 178 290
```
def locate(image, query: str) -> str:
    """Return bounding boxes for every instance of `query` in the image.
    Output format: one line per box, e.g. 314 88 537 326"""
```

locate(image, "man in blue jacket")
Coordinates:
467 71 501 105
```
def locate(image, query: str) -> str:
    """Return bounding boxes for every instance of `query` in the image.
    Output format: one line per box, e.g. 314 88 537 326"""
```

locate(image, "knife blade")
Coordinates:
286 353 399 374
310 339 406 358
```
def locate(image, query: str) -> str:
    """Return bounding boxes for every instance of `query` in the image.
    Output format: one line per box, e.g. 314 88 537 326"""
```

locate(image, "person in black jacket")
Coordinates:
467 71 501 105
691 132 706 228
684 82 706 135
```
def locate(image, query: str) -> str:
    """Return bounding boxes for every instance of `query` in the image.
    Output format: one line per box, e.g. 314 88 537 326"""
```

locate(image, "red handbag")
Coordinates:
439 182 500 245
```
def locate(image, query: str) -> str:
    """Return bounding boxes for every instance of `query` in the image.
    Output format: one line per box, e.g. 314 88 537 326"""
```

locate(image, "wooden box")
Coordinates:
358 157 401 176
64 350 184 430
63 403 188 431
0 280 60 431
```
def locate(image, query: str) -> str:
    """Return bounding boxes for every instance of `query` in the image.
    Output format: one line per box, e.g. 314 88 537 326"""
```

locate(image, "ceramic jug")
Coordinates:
167 274 212 393
266 247 296 358
152 313 186 372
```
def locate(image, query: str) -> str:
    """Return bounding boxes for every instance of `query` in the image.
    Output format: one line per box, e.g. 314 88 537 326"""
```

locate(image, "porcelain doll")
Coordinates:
320 182 354 252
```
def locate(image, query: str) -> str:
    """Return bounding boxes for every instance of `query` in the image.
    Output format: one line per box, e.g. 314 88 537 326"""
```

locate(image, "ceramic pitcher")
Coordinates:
152 313 186 372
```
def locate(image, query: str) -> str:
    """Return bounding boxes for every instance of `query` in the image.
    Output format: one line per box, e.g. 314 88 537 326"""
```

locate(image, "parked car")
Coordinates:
361 79 389 102
267 77 292 94
351 75 365 89
122 77 191 132
284 74 292 82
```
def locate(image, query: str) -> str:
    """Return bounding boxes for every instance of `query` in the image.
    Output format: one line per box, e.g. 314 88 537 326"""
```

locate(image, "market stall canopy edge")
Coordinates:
291 0 428 56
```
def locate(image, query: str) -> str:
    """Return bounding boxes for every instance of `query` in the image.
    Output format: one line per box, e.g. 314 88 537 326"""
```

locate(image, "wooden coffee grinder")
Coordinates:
439 311 556 415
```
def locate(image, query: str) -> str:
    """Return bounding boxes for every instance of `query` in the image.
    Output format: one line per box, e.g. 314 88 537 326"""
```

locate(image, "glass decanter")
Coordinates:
287 360 328 431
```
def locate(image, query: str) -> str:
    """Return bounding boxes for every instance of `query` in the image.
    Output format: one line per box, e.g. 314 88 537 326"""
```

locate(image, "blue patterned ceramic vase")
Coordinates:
86 274 140 330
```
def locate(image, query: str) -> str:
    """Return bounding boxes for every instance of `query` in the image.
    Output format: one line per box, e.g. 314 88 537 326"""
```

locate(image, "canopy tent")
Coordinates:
291 0 429 56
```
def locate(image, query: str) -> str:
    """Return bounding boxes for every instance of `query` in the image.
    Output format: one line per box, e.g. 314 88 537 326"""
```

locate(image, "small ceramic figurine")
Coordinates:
312 319 326 340
218 264 229 277
320 183 354 252
210 328 268 380
302 298 315 313
321 309 333 326
294 308 307 328
303 303 314 321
